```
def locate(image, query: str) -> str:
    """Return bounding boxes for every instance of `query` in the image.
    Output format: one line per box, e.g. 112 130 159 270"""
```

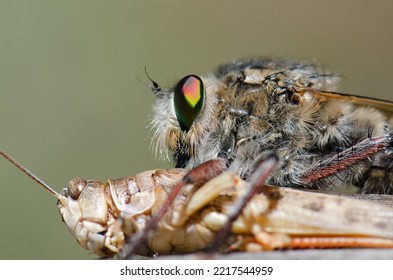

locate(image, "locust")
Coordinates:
2 149 393 258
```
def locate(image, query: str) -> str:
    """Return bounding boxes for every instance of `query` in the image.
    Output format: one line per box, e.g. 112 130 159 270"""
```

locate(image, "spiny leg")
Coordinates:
252 233 393 250
300 134 392 186
122 158 226 259
205 152 279 253
288 236 393 249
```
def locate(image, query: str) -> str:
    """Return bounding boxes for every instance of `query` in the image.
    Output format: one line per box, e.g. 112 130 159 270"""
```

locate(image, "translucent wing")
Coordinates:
295 87 393 117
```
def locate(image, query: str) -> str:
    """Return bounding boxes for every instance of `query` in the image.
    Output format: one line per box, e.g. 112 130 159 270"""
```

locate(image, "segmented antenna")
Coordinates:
0 149 59 198
144 67 161 92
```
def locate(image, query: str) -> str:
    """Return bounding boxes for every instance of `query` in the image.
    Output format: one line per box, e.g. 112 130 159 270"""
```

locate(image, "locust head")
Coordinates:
57 178 121 257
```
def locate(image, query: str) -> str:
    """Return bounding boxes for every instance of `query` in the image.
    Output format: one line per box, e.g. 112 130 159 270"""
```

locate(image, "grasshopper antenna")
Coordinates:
0 149 59 198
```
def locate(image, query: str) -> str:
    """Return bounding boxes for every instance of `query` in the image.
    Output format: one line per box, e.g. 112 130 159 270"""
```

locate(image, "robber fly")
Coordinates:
150 58 393 194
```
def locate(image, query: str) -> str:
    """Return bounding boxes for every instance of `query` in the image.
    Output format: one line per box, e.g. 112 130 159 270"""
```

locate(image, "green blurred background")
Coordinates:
0 0 392 259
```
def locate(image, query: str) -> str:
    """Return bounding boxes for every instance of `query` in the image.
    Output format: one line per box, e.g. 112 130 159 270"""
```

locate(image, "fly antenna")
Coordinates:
144 67 162 93
0 149 59 198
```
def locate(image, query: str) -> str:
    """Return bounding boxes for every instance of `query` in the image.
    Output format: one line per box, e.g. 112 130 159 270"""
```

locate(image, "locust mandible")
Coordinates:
150 58 393 194
2 149 393 258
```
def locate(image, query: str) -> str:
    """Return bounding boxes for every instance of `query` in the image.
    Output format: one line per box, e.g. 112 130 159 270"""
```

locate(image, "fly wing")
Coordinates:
296 87 393 117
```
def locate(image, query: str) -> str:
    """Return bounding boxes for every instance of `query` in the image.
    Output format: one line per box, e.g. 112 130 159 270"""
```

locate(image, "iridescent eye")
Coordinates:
174 75 204 131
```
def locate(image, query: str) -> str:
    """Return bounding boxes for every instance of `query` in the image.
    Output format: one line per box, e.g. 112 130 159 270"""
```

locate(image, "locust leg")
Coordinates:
122 158 226 259
287 236 393 249
205 152 279 252
187 173 393 252
247 233 393 251
228 233 393 252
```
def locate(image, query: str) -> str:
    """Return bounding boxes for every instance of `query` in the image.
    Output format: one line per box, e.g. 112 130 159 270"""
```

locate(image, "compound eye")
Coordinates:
174 75 204 131
68 178 87 200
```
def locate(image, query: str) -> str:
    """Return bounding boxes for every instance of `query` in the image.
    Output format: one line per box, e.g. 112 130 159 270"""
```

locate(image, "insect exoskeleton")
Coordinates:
58 164 393 257
150 58 393 194
57 169 187 256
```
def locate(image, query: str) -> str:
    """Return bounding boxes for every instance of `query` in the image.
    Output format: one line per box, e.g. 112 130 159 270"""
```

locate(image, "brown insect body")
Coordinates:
57 169 186 256
57 169 393 257
151 59 393 193
1 133 393 257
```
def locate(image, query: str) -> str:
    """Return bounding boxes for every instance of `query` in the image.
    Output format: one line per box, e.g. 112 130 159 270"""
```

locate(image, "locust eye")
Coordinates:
68 178 87 200
174 75 204 131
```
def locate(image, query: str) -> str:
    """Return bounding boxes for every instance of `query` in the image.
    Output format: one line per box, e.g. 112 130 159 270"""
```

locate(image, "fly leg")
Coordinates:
122 158 226 259
205 152 279 252
300 133 392 193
